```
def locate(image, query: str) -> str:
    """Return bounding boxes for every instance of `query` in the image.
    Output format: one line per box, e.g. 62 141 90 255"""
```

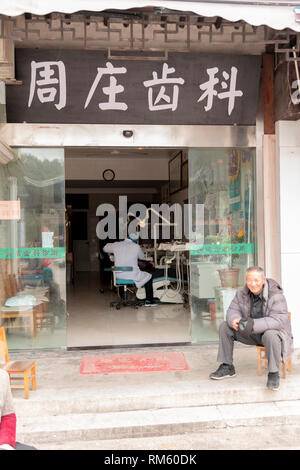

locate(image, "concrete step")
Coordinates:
11 347 300 448
16 399 300 445
34 424 300 451
14 372 300 419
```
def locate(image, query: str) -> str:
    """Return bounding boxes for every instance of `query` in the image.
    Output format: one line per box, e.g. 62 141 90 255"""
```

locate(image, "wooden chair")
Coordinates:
0 258 49 302
0 278 37 339
0 259 51 339
0 327 36 399
256 312 292 378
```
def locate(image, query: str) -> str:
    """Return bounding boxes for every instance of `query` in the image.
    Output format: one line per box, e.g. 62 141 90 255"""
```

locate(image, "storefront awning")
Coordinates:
1 0 300 32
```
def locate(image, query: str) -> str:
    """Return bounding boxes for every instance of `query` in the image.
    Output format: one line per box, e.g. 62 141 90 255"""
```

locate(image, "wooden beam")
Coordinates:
263 53 275 135
263 134 281 282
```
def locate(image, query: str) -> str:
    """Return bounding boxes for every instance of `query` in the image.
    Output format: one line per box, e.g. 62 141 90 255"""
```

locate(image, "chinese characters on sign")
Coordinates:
27 60 242 116
28 60 66 110
198 66 243 115
143 63 185 111
0 247 65 259
6 50 261 125
84 62 128 111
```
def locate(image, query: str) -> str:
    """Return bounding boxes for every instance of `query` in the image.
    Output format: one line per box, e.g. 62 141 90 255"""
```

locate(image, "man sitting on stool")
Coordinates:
209 266 293 391
103 233 158 307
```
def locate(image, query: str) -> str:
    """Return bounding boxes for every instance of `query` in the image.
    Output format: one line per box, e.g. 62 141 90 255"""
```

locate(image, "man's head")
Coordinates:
245 266 266 295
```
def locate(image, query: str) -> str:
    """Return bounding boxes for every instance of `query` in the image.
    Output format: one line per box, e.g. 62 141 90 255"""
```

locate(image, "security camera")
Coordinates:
123 130 133 138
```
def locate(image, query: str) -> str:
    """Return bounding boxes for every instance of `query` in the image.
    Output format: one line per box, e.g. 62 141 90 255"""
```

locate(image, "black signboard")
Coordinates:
275 60 300 121
6 49 261 125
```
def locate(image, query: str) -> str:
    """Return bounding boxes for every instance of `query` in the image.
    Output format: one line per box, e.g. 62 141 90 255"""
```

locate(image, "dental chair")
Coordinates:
110 266 142 310
136 252 188 304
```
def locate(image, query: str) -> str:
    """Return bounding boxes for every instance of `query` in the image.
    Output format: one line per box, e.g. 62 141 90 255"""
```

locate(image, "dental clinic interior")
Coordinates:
0 3 299 351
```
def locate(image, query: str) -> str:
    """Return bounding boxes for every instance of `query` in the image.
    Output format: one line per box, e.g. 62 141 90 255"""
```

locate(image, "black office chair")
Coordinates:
110 266 143 310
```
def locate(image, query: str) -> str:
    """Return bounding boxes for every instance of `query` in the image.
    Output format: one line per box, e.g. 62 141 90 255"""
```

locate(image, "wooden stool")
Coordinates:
256 345 292 378
0 327 36 399
256 312 292 378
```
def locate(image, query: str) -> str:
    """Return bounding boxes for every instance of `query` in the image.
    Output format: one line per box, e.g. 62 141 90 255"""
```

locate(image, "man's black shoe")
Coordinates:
267 372 280 390
209 363 236 380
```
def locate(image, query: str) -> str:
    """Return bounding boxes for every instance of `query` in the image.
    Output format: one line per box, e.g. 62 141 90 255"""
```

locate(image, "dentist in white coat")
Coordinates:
103 233 158 306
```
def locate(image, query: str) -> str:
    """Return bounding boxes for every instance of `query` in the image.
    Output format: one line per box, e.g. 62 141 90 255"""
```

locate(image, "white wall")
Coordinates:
65 157 168 181
276 120 300 348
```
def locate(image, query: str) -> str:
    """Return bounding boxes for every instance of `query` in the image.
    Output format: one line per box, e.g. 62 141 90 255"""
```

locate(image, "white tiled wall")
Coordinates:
277 120 300 347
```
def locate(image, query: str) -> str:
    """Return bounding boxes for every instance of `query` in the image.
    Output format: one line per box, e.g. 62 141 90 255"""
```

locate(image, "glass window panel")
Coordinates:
188 148 256 343
0 148 66 349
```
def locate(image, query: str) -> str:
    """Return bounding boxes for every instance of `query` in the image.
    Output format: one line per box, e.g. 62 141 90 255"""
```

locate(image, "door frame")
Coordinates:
2 123 265 347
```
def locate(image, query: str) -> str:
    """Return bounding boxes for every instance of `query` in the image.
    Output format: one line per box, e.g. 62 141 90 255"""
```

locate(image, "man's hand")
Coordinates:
232 318 241 331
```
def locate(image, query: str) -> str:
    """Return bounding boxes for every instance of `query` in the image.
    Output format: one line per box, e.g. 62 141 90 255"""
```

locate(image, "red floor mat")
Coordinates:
80 352 189 375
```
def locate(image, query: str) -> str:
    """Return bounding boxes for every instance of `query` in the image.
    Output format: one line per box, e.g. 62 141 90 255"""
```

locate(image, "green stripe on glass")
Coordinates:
0 247 66 259
190 243 254 256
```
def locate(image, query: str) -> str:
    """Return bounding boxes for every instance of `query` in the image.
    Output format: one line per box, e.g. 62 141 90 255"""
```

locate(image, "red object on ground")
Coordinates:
80 352 189 375
0 413 16 448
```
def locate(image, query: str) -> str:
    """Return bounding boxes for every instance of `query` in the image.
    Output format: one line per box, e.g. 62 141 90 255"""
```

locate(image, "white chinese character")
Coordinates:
143 63 185 111
291 79 300 105
198 66 243 115
218 67 243 115
198 67 219 112
84 62 128 110
28 61 66 110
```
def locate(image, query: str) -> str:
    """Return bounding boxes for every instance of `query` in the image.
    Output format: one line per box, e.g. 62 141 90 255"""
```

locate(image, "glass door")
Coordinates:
0 148 66 349
189 148 256 343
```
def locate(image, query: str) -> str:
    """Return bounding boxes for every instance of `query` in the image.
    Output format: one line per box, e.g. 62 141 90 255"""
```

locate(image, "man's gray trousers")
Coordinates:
217 321 283 373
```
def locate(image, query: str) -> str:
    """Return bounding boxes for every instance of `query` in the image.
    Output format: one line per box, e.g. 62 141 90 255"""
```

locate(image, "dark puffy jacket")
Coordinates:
226 278 293 361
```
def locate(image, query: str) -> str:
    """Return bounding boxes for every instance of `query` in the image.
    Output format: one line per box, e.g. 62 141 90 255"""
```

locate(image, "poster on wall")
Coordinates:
6 49 261 125
0 200 21 220
228 149 241 213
